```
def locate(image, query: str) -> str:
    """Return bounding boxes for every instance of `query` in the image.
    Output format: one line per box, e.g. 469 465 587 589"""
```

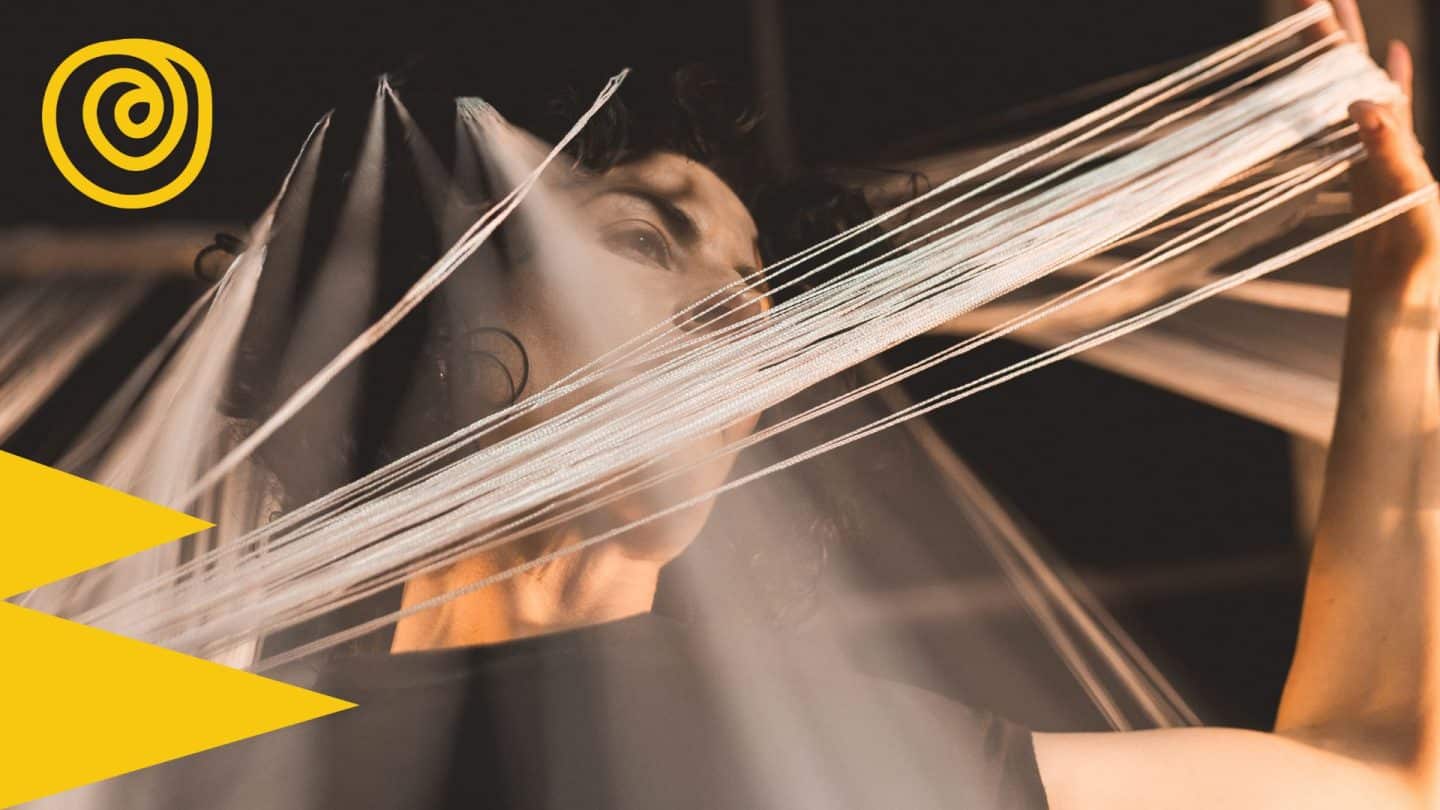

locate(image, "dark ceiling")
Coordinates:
3 0 1263 226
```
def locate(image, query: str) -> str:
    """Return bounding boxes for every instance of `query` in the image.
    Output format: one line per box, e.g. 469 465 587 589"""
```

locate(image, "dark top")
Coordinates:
119 614 1049 809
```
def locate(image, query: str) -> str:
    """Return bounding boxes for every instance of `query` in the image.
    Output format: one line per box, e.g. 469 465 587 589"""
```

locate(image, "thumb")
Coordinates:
1350 101 1431 199
1347 100 1440 269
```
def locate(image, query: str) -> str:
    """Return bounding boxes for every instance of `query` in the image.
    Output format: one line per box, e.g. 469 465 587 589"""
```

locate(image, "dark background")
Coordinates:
2 0 1270 225
3 0 1436 731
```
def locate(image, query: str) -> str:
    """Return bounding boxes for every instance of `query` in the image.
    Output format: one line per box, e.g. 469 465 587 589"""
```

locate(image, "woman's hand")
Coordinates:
1349 46 1440 297
1306 0 1440 298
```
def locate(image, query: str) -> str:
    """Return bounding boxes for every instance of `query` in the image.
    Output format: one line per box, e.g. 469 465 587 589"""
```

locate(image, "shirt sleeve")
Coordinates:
860 676 1051 810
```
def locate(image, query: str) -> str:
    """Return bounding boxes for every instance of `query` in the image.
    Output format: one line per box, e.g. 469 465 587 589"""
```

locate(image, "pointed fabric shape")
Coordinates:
0 603 354 807
0 450 214 597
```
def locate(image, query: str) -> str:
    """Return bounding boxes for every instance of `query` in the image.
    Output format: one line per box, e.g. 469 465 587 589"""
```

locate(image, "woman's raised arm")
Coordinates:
1033 2 1440 806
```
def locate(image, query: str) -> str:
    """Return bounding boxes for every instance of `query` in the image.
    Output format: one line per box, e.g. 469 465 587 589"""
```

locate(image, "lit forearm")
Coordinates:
1276 259 1440 762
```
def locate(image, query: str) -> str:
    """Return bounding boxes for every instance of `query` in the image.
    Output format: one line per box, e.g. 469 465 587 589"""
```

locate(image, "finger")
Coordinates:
1351 101 1433 196
1298 0 1343 41
1385 40 1415 135
1330 0 1369 52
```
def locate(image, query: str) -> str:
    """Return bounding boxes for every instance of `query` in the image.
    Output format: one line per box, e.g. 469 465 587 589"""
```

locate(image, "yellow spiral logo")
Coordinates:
41 39 212 209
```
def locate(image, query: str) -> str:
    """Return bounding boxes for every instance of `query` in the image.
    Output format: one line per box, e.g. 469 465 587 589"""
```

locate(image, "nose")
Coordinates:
673 284 769 337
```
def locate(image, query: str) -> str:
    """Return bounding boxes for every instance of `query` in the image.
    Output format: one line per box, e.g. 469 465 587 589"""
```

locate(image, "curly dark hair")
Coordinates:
560 64 878 303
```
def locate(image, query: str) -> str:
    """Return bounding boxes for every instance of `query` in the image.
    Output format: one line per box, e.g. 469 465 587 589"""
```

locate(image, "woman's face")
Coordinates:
454 151 769 563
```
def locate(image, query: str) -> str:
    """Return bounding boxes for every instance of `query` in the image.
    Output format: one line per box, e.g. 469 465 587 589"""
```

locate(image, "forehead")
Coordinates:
591 152 759 247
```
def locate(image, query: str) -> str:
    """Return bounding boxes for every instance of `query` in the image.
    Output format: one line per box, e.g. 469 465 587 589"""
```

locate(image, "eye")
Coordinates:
600 219 675 271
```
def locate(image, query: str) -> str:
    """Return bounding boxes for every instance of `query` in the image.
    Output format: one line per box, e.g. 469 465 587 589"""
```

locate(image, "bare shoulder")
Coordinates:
1032 726 1421 810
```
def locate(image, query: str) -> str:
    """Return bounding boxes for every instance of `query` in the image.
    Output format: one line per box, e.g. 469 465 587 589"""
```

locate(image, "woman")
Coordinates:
123 0 1437 807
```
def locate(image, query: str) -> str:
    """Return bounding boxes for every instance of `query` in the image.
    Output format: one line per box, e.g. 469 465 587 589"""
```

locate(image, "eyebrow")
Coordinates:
591 187 700 245
591 186 765 287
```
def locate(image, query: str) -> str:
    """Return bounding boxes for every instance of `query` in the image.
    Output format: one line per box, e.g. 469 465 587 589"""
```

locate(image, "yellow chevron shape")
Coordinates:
0 451 354 808
1 451 214 596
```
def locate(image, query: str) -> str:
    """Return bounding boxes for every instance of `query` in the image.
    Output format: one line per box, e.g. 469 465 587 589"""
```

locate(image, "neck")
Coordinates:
390 530 663 652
